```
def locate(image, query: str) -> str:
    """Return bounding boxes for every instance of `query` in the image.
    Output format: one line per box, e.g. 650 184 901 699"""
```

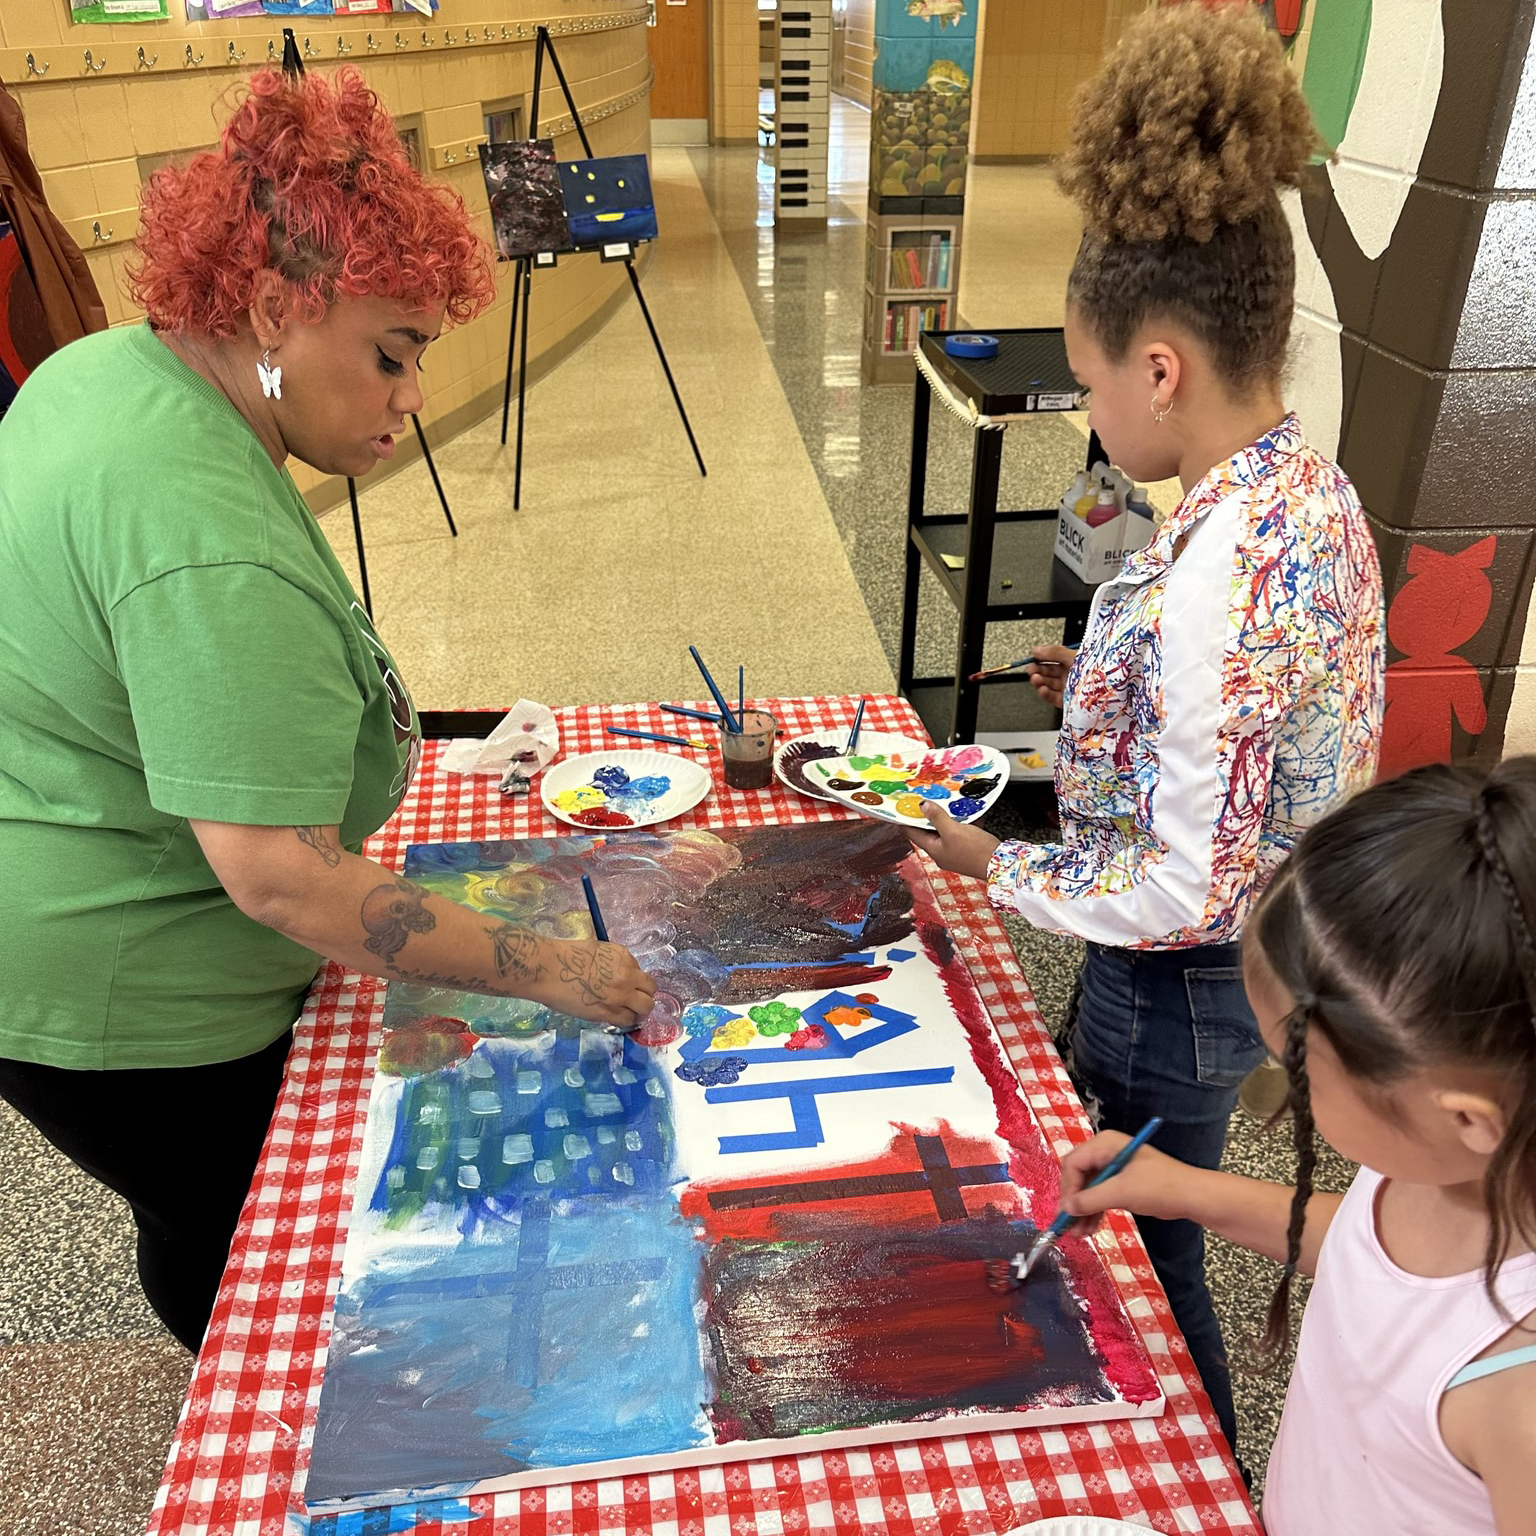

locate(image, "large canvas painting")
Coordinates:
306 824 1161 1511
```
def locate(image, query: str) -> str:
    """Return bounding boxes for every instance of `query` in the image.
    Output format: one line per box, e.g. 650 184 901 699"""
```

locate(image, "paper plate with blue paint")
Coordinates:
773 728 929 803
810 742 1010 827
541 750 710 830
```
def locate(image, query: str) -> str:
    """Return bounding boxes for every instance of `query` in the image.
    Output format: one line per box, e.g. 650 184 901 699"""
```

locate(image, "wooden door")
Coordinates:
647 0 710 120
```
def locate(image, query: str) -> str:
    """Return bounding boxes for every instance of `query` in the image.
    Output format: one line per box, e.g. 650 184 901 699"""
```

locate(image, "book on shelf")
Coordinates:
884 299 950 353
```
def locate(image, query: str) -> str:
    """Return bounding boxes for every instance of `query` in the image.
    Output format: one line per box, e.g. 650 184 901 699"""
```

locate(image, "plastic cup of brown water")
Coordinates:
721 709 777 791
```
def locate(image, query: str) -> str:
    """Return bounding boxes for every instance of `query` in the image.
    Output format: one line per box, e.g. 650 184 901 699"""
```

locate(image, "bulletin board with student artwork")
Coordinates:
304 822 1162 1513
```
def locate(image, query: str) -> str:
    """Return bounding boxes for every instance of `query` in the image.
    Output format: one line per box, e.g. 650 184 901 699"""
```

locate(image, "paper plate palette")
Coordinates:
541 750 710 830
810 742 1010 827
774 728 929 802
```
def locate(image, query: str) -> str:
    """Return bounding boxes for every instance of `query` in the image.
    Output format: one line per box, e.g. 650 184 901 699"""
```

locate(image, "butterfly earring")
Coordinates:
257 348 283 401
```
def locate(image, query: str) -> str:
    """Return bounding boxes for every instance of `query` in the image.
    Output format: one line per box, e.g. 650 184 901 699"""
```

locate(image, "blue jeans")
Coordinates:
1062 941 1266 1458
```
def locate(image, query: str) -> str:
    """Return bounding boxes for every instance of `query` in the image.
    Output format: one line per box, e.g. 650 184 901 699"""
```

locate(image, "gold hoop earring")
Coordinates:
1151 393 1171 424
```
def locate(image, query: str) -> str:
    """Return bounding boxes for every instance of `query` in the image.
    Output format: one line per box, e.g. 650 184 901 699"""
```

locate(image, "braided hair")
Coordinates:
1248 757 1536 1359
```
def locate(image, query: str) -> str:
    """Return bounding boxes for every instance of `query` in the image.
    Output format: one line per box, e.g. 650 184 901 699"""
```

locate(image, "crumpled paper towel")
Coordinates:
440 700 560 779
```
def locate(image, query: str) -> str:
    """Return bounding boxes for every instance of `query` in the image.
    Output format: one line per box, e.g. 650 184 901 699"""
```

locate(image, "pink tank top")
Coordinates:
1264 1168 1536 1535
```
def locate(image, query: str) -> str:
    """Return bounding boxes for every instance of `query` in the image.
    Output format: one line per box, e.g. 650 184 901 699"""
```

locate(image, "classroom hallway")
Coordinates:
0 95 1349 1535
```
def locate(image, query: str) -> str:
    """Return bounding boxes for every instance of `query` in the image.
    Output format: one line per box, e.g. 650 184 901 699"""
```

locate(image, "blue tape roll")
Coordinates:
944 333 1000 359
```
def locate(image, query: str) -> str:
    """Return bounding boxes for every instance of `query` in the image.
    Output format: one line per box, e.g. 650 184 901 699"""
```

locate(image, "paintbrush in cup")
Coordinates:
987 1117 1163 1290
688 645 741 732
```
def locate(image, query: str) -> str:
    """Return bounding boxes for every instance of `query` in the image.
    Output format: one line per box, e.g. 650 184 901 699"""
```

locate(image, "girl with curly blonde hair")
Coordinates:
912 2 1385 1458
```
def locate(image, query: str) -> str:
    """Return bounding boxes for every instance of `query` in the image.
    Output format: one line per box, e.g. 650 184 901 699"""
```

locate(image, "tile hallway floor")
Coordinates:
0 97 1349 1534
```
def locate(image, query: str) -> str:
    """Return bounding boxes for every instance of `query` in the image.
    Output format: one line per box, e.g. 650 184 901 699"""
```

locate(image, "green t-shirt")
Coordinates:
0 325 419 1069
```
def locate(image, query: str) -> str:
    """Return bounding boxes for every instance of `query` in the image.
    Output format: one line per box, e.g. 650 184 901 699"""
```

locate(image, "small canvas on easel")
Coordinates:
305 823 1161 1512
480 139 571 260
559 154 658 248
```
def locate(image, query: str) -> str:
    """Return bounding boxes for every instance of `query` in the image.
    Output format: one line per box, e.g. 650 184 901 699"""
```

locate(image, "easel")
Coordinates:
498 25 707 510
278 28 456 621
345 418 456 619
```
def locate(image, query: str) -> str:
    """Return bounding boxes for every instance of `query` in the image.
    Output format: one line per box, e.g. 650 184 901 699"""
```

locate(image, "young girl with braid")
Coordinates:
1061 758 1536 1534
911 2 1384 1457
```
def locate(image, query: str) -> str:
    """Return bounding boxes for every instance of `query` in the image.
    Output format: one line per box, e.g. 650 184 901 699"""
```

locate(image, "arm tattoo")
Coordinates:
392 966 503 996
557 943 616 1005
361 878 436 964
488 923 544 984
294 826 342 868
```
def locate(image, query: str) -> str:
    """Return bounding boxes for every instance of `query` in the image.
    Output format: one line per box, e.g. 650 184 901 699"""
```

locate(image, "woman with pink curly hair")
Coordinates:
0 69 653 1351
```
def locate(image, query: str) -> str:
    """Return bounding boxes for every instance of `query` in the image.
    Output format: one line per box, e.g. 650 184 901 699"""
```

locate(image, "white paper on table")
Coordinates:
439 700 560 779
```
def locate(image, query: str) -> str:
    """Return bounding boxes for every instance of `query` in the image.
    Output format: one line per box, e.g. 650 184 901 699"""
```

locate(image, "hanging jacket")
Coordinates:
0 78 108 364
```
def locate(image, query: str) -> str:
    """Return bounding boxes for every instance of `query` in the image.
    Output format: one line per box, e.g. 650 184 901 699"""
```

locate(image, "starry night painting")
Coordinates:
305 824 1161 1512
479 139 571 261
559 154 658 248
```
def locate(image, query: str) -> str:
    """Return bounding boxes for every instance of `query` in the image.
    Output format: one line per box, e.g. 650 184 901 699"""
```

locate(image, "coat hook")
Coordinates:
420 30 435 46
227 41 246 64
184 43 204 66
267 39 279 63
366 32 380 52
136 45 158 69
443 30 458 45
82 49 107 73
482 26 493 42
336 35 353 54
394 30 407 49
91 220 113 245
304 37 319 58
500 26 513 40
25 52 50 78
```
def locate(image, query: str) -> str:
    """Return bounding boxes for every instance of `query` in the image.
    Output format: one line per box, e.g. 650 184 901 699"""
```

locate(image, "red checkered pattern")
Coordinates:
147 696 1259 1536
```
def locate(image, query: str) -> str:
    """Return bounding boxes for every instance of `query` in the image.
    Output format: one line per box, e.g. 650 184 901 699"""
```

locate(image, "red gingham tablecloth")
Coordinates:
147 695 1259 1536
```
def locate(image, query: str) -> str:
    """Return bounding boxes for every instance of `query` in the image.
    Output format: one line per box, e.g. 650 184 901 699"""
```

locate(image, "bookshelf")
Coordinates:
858 0 974 384
862 210 962 383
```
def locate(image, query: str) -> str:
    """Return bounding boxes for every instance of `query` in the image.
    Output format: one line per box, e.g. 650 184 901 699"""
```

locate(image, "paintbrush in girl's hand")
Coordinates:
988 1117 1163 1290
969 655 1068 684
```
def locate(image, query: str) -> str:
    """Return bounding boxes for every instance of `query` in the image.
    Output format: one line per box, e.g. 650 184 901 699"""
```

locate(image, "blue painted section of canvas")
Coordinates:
297 1496 474 1533
706 1066 955 1154
306 1195 709 1501
369 1028 674 1227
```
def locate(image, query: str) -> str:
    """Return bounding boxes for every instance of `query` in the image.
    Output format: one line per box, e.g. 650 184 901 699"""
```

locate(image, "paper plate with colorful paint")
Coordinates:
774 729 929 802
810 742 1010 827
540 750 710 830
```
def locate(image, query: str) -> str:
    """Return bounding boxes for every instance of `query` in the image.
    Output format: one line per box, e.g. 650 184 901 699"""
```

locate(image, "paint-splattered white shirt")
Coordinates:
987 416 1385 948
